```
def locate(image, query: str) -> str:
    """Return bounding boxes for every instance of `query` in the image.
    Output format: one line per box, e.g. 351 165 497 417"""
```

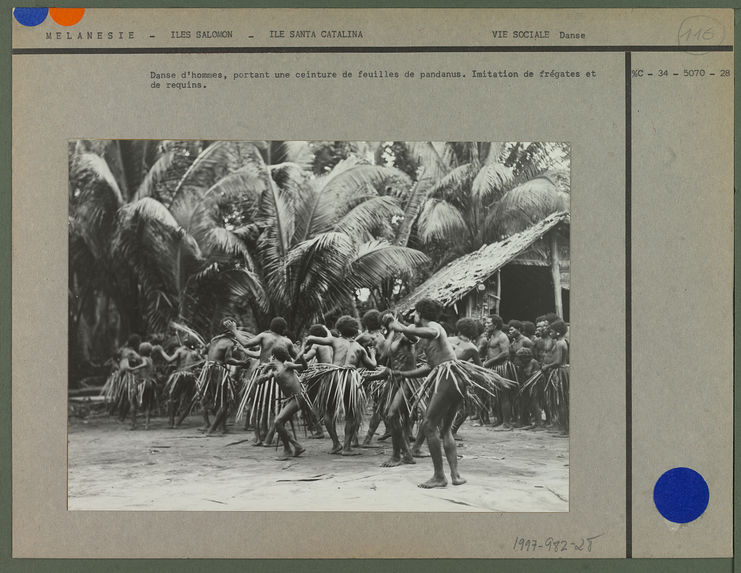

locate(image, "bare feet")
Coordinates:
252 441 264 447
276 453 292 461
340 448 362 456
451 474 467 486
412 450 429 458
401 455 416 465
293 446 306 457
418 476 448 488
329 445 343 454
308 433 325 439
381 457 402 467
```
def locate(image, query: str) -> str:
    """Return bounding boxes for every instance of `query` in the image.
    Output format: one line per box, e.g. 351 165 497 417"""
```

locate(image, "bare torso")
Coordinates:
416 322 456 368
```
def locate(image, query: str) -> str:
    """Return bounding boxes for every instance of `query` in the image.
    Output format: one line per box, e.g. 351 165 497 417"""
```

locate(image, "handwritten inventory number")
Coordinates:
513 534 602 553
631 68 730 78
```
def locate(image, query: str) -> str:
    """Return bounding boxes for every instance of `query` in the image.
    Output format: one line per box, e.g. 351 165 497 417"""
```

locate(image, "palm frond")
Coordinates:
273 141 315 170
427 162 479 205
133 149 178 201
471 161 515 203
321 164 411 207
205 227 254 267
394 168 436 247
169 141 266 209
487 177 569 239
405 142 451 179
346 240 430 289
292 184 334 244
417 199 468 244
170 321 206 347
333 195 402 242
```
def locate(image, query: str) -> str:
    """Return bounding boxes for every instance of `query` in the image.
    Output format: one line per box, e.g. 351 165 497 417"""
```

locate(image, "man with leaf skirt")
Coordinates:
100 334 141 418
155 335 205 428
359 309 393 446
125 342 158 430
388 299 516 489
298 323 334 439
189 318 250 435
303 315 377 456
255 346 312 460
232 317 298 446
520 319 569 434
481 314 517 429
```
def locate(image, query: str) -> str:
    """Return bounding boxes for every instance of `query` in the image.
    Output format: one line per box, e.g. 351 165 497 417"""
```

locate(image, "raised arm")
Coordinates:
358 346 377 369
153 346 178 364
388 319 439 340
305 334 334 347
227 324 263 348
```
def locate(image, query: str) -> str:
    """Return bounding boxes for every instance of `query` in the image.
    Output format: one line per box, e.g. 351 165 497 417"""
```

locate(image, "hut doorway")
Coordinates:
498 265 570 322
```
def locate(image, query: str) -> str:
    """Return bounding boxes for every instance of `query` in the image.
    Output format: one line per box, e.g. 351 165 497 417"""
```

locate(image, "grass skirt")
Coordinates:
192 361 237 412
302 363 366 423
163 370 196 398
519 365 569 426
129 378 157 409
412 360 517 414
101 370 125 412
236 363 282 424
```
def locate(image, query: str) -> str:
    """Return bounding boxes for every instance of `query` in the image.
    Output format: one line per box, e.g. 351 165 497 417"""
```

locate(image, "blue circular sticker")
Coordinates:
653 467 709 524
13 7 49 27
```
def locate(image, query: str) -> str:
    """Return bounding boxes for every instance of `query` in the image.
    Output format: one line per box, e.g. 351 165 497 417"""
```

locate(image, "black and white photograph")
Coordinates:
67 140 570 511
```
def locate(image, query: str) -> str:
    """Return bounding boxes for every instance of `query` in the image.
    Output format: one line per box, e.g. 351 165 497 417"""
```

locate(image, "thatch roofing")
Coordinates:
394 211 570 314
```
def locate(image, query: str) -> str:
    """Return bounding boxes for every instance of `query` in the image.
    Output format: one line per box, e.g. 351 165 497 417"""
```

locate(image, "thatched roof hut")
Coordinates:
394 211 570 320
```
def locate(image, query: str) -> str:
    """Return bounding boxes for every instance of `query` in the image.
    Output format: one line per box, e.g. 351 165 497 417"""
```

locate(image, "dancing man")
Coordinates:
388 299 515 488
303 315 376 455
231 317 297 446
254 347 311 460
155 335 204 428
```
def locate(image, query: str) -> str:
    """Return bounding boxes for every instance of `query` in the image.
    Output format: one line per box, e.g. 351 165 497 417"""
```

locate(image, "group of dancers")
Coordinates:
100 298 569 489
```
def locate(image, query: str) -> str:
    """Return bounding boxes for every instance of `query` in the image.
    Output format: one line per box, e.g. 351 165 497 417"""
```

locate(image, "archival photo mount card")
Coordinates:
10 7 734 559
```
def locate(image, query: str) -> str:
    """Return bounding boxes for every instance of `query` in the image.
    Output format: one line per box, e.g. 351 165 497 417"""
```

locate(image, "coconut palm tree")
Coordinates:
68 140 270 363
220 151 430 335
69 140 431 365
399 141 570 267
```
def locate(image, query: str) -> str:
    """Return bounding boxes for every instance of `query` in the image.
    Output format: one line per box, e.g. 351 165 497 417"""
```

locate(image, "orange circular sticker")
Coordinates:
49 8 85 26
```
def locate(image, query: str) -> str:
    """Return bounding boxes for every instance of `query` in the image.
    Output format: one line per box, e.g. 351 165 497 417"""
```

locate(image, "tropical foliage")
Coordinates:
69 140 569 379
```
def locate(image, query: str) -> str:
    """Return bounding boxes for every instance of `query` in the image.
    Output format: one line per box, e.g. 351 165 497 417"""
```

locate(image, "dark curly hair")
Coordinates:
269 317 288 335
549 319 568 336
456 318 479 340
489 314 504 330
522 321 536 337
508 320 523 332
414 298 443 321
335 315 360 338
308 324 328 337
138 342 153 357
543 313 559 324
272 345 291 362
361 309 382 331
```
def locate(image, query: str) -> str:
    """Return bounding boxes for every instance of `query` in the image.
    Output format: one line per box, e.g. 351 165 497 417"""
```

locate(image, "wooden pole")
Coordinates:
495 270 502 315
550 230 563 318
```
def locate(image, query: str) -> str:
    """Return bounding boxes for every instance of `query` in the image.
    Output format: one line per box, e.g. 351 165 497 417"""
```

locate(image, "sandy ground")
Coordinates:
68 412 569 512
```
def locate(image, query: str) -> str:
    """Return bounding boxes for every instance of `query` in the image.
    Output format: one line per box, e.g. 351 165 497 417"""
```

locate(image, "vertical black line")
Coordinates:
625 50 633 559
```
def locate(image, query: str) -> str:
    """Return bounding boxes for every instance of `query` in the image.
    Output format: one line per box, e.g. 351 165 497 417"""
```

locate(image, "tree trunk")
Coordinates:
550 230 563 318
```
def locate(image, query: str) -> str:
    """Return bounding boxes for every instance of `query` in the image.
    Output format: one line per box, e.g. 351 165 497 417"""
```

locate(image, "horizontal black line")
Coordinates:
11 44 735 55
